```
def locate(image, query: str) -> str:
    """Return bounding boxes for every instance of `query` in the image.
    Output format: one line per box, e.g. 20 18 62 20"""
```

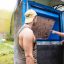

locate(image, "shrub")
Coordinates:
6 33 14 41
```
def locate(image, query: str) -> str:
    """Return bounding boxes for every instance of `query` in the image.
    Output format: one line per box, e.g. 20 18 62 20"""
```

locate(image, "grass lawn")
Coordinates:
0 41 14 64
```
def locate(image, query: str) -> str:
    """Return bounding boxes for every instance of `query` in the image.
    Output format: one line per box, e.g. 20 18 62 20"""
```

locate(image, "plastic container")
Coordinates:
37 41 64 64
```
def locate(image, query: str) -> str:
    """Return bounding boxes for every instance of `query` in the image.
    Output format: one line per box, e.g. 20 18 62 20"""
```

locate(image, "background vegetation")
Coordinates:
0 41 14 64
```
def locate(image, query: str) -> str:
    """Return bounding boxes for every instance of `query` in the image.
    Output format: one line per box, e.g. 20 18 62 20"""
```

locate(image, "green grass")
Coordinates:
4 40 14 45
0 54 13 64
0 41 14 64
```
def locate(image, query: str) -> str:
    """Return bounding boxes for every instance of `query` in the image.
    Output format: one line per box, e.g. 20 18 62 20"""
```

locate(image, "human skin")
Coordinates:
51 30 64 37
18 16 37 64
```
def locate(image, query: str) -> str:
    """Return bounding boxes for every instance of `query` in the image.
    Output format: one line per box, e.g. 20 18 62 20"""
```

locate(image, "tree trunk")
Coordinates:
14 2 22 41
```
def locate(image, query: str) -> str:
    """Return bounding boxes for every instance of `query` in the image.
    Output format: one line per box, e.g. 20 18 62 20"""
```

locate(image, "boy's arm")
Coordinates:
51 30 64 37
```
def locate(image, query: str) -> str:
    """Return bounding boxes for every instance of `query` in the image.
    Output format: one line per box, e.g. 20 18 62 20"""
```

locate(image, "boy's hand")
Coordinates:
50 30 57 34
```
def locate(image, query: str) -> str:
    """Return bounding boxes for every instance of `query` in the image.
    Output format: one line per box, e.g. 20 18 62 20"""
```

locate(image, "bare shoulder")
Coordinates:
19 28 33 37
23 28 34 37
25 28 33 33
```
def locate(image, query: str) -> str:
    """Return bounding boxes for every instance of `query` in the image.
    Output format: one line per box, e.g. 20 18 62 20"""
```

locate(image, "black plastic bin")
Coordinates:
37 43 64 64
